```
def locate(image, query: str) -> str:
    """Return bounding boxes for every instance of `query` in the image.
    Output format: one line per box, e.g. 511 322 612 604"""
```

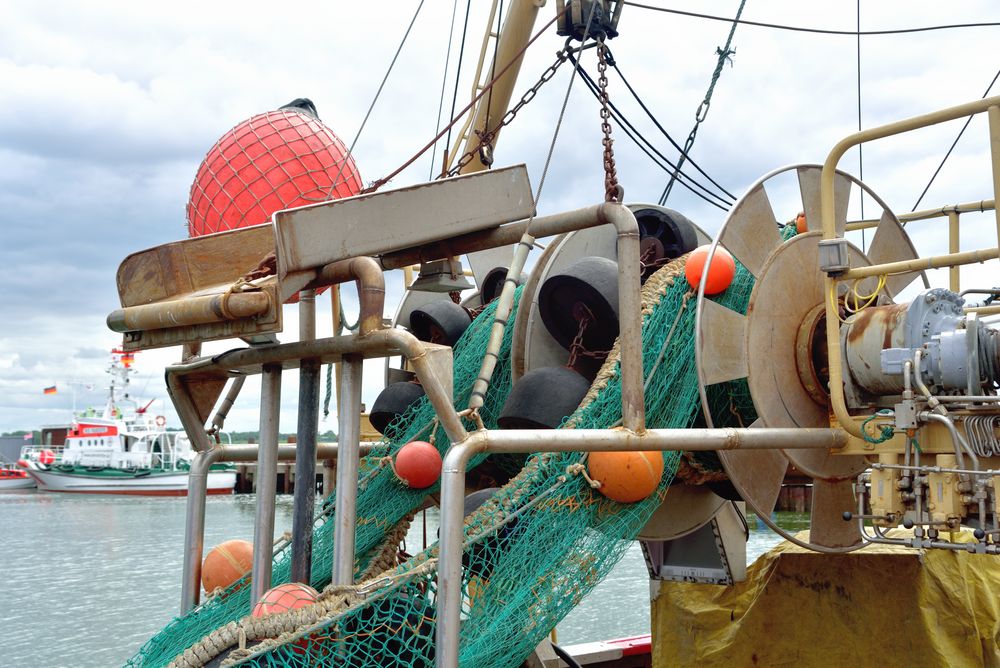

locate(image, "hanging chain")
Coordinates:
597 38 619 202
443 49 569 179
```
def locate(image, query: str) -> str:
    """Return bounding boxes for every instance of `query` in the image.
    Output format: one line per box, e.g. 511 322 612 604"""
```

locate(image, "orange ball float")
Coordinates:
684 244 736 295
393 441 442 489
202 539 253 593
252 582 319 618
588 451 664 503
795 211 808 234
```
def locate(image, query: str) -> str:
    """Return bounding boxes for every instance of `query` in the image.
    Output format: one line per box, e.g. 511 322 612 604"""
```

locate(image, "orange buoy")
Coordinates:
795 211 807 234
587 451 664 503
39 449 56 465
393 441 442 489
684 245 736 295
252 582 319 618
202 539 253 593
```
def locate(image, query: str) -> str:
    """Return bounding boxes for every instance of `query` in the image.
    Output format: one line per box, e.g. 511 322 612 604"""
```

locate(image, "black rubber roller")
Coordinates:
409 300 472 347
369 381 426 435
480 266 526 304
498 366 591 429
538 256 620 352
632 207 699 262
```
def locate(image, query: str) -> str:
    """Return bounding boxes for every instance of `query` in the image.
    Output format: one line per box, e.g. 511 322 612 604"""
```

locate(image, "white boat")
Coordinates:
19 353 236 496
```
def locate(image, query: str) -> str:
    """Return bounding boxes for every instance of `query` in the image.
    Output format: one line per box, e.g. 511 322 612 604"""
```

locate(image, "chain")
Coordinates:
565 305 610 369
443 49 569 179
597 39 619 202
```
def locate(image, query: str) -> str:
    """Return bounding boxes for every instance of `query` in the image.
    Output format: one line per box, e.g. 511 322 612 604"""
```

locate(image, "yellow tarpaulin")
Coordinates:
652 530 1000 667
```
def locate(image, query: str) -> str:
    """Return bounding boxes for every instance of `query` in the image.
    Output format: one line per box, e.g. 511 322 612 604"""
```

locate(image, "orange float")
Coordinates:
202 539 253 593
684 245 736 295
252 582 319 618
393 441 442 489
795 211 808 234
587 450 664 503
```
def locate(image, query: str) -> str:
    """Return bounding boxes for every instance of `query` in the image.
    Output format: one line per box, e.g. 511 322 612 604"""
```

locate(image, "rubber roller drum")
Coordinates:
409 300 472 347
537 256 620 353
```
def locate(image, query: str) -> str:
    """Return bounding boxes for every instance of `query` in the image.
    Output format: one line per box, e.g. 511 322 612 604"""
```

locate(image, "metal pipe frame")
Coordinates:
434 426 847 668
251 364 282 605
292 288 319 584
333 355 363 585
180 442 365 612
305 256 385 335
107 290 271 333
845 198 995 231
822 96 1000 439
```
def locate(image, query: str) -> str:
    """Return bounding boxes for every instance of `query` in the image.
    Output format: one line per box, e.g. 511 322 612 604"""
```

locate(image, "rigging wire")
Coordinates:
570 54 733 210
623 2 1000 36
429 0 461 179
445 0 473 161
327 0 426 196
910 66 1000 212
856 0 865 250
608 55 735 202
579 75 731 209
659 0 746 205
363 13 561 192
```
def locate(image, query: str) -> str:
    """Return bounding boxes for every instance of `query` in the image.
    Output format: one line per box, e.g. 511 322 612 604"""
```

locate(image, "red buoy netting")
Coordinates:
187 109 363 238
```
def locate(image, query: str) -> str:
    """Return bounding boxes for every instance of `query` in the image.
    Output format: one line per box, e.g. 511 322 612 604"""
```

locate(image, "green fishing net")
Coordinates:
177 254 759 668
127 289 523 668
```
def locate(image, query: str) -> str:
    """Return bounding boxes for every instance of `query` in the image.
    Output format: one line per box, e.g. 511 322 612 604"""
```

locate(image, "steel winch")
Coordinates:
843 287 1000 402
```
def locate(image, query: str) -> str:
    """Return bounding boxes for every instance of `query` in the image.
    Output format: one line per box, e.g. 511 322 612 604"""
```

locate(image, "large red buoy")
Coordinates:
393 441 442 489
587 451 664 503
202 539 253 593
187 99 363 238
38 449 56 465
684 245 736 295
252 582 319 618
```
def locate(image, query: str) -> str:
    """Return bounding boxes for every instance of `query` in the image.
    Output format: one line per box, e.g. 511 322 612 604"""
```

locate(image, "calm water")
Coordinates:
0 491 803 667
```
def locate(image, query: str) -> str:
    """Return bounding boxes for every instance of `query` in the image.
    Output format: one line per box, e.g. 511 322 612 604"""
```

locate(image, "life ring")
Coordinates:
155 415 167 428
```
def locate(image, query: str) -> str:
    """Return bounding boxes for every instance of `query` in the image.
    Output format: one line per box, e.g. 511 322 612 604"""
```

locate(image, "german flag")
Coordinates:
43 386 57 395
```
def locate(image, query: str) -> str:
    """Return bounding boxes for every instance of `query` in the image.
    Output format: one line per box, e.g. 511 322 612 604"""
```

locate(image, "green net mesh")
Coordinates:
168 255 759 668
128 290 523 668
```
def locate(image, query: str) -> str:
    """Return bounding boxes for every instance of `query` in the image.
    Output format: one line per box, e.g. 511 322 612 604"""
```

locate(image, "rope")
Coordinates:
861 409 896 444
659 0 746 205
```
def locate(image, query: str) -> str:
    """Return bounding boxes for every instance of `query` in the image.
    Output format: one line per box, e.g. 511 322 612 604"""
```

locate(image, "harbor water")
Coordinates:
1 492 804 667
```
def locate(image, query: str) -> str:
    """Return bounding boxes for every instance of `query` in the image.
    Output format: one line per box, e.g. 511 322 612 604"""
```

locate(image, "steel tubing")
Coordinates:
434 426 846 668
845 199 995 230
292 288 320 584
106 291 270 332
179 442 365 612
305 257 385 335
251 364 282 606
333 355 363 585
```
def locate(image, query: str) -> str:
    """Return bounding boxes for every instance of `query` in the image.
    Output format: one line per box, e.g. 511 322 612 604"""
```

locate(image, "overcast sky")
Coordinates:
1 0 998 434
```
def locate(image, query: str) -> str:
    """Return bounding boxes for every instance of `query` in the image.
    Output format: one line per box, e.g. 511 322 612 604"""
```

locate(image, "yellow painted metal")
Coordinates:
869 453 905 522
652 531 1000 667
926 454 964 525
845 199 995 231
840 246 999 281
949 210 961 292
